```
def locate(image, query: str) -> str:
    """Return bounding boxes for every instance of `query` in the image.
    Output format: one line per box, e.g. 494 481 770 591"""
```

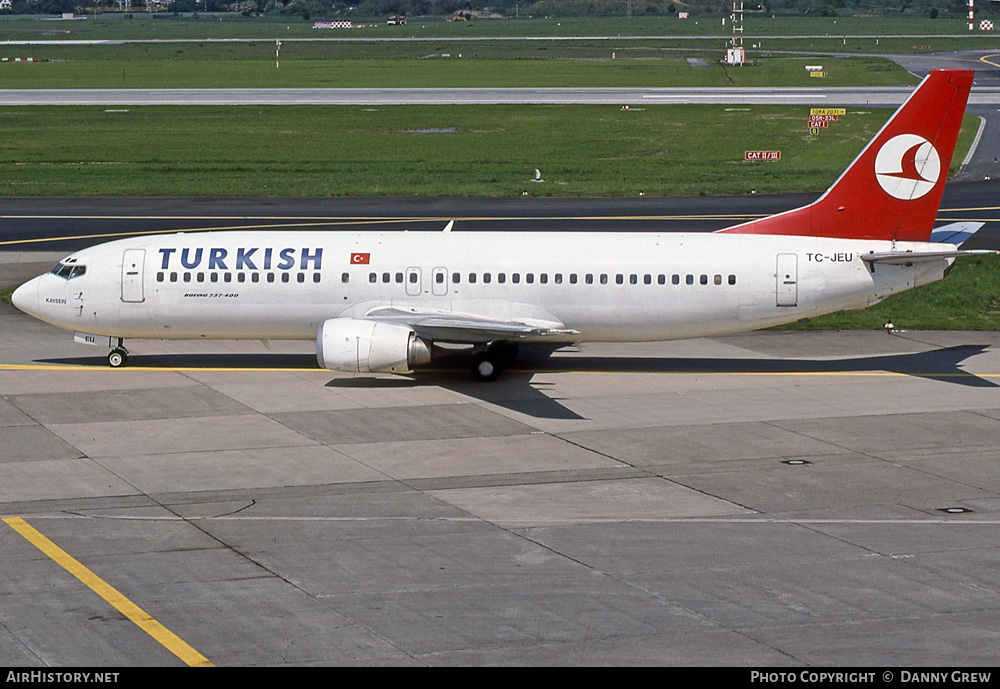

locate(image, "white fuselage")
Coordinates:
14 230 953 345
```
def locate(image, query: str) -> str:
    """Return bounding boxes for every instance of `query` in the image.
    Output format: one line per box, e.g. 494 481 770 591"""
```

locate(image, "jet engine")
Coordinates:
317 318 432 374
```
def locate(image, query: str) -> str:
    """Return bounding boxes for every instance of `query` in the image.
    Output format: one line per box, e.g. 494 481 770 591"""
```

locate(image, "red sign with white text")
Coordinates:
745 151 781 161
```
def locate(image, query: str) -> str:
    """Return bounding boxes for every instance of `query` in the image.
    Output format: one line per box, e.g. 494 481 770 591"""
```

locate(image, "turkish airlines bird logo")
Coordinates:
874 134 940 200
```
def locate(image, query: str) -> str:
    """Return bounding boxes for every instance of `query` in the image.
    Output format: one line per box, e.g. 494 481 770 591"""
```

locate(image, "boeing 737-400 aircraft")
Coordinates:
11 69 993 381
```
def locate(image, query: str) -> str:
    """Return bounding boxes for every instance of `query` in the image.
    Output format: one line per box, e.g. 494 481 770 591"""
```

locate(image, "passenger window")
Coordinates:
342 272 350 283
729 274 737 285
435 272 444 284
512 273 520 284
700 274 708 285
396 273 404 284
540 274 547 284
714 274 722 285
183 272 191 283
630 274 638 285
452 272 461 284
199 273 207 283
469 273 477 284
250 273 258 283
554 273 562 284
156 272 164 282
483 273 491 284
212 273 220 283
643 274 651 285
297 273 305 283
686 275 694 285
570 274 578 284
672 274 680 285
409 272 418 284
600 274 608 285
526 273 534 284
281 273 290 283
170 272 178 282
313 273 321 283
383 272 390 283
266 273 274 283
657 274 665 285
498 273 506 284
585 274 594 285
238 273 246 283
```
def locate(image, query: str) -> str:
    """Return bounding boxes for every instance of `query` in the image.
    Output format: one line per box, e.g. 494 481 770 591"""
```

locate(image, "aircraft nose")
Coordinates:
10 278 39 316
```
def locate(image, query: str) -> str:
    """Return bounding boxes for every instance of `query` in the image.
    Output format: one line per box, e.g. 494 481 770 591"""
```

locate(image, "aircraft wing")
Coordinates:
362 306 579 344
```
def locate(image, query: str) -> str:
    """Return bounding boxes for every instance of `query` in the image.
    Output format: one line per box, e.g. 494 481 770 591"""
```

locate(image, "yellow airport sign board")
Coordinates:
811 108 846 116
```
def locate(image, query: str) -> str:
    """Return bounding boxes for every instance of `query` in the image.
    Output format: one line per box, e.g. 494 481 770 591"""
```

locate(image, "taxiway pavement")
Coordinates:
2 263 999 665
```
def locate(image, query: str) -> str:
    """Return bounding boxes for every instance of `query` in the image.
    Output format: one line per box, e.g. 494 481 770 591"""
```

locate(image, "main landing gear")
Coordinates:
107 338 129 368
471 342 519 382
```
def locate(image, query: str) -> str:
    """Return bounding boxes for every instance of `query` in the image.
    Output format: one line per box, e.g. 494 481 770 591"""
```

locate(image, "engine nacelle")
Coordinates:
317 318 432 374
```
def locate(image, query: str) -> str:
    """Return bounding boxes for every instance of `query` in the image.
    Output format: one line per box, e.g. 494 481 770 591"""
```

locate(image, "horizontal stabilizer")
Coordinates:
861 248 996 265
930 221 985 246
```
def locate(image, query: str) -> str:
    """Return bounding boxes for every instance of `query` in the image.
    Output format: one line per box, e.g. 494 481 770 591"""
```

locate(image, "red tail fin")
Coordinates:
721 69 974 241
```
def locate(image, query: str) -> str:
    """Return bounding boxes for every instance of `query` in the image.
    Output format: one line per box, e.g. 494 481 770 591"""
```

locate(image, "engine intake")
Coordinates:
317 318 432 374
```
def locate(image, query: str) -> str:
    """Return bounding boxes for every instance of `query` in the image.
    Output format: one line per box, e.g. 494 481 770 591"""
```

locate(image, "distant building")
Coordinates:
0 0 13 10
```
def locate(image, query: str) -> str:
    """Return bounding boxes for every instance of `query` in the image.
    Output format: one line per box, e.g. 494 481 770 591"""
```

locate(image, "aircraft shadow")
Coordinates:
38 343 994 421
505 344 997 387
327 343 997 420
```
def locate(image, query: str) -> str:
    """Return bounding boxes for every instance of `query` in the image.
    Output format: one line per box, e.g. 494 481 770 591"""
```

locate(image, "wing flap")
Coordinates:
363 306 579 344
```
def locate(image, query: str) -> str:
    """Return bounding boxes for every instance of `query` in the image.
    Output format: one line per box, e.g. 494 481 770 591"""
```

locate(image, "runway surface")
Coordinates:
5 85 1000 107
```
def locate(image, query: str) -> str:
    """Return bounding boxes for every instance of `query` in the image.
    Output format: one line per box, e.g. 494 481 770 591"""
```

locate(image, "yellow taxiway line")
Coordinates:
0 363 997 378
2 517 214 667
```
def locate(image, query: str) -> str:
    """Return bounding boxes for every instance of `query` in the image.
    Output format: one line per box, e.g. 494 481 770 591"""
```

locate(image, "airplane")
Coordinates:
10 69 994 382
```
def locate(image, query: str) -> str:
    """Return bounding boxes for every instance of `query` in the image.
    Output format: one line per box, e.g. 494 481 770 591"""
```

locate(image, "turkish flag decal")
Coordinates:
350 253 370 264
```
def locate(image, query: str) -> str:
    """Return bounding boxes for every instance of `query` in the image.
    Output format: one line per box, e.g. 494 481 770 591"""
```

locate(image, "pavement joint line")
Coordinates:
2 516 214 668
6 514 1000 525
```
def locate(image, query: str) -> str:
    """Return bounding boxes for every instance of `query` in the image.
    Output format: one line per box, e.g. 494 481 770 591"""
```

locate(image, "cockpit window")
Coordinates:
49 263 86 280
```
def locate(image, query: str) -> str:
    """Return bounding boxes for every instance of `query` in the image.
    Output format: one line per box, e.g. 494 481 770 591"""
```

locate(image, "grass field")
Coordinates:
0 105 979 197
0 43 915 88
